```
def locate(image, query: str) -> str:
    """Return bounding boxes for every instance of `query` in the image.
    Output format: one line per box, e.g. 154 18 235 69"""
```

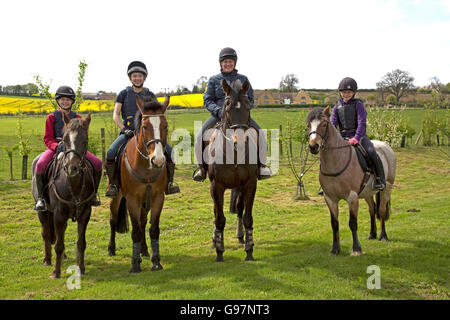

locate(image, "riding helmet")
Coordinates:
127 61 148 77
338 77 358 92
219 47 238 63
55 86 76 102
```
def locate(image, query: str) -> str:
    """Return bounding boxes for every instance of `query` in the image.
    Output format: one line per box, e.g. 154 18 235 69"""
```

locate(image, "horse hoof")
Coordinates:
238 237 245 244
151 264 163 271
43 259 51 266
379 235 389 242
129 266 141 274
50 272 60 279
368 234 377 240
350 251 363 257
245 255 255 261
108 251 116 257
329 249 340 255
216 253 224 262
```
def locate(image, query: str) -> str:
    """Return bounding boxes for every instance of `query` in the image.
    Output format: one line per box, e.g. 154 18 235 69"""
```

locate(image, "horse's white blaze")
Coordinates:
309 119 321 142
69 131 77 161
149 116 165 166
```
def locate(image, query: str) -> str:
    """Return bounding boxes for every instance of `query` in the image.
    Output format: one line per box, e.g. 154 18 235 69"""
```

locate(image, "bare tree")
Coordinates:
279 74 299 92
378 69 415 103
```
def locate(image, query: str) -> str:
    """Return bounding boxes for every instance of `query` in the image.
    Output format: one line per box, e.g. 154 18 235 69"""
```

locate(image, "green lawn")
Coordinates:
0 109 448 300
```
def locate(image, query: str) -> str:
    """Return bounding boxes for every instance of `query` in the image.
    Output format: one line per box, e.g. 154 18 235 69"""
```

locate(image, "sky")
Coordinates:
1 0 449 93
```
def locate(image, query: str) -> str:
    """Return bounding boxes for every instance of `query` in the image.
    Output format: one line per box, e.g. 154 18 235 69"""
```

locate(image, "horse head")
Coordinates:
135 95 169 168
306 106 330 154
62 113 91 177
221 79 251 130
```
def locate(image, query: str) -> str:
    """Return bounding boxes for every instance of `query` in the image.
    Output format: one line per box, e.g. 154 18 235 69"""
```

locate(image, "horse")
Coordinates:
307 106 396 256
108 95 169 273
203 79 259 262
32 113 95 278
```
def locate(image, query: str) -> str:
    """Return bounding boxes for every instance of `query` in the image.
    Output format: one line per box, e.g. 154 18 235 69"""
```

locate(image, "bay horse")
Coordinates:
307 106 396 256
108 95 169 273
32 113 95 278
204 79 259 262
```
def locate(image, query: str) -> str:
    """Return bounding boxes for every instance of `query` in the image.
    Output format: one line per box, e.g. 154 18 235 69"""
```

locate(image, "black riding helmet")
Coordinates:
55 85 76 103
219 47 238 63
127 61 148 77
338 77 358 92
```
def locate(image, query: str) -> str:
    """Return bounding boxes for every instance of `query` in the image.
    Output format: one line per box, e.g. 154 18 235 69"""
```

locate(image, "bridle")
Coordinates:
221 96 250 135
308 117 352 177
135 114 167 162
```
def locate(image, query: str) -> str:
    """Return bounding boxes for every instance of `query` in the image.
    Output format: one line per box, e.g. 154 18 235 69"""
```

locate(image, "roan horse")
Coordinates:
32 113 95 278
204 79 259 262
307 106 396 256
108 95 170 273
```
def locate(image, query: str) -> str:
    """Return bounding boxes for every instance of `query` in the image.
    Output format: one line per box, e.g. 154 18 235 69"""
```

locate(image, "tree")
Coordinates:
279 74 299 92
377 69 415 103
192 76 207 93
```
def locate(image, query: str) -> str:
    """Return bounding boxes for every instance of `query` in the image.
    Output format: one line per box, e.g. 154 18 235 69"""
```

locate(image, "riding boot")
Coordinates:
34 173 47 211
165 161 180 194
192 164 206 182
91 169 102 206
371 153 386 190
104 162 118 198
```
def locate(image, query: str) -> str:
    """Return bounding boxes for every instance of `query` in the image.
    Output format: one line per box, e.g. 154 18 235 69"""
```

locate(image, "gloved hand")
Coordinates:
56 142 65 153
122 129 134 138
348 138 359 145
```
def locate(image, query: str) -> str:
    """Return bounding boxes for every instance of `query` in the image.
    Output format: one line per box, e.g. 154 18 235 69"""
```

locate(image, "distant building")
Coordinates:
83 92 117 100
254 89 312 105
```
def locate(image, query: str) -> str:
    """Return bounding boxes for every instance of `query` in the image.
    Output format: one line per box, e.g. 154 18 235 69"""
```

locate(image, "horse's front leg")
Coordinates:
324 194 340 255
242 182 257 261
38 210 52 266
149 192 164 271
76 206 91 275
127 199 143 273
108 195 121 256
140 206 150 257
51 211 68 279
348 192 362 256
236 191 245 244
211 182 226 262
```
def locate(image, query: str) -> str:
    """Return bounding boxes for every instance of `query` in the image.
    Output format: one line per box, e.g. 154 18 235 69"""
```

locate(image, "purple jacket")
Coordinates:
330 98 367 141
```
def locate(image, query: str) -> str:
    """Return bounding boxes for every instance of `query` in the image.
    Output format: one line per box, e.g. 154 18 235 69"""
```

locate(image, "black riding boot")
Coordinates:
371 153 386 190
104 163 118 198
91 169 102 206
166 161 180 194
34 173 47 211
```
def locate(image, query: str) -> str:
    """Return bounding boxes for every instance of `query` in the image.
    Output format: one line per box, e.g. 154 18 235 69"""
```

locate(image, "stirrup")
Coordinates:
105 184 118 198
34 198 47 211
258 165 272 180
166 182 180 195
373 178 385 191
192 167 206 182
91 193 101 206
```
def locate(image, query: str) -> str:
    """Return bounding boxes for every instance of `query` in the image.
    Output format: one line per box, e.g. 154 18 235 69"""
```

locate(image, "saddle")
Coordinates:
353 143 378 194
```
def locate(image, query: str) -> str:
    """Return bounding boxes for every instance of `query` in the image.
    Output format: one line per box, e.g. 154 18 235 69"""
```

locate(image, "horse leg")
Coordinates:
211 182 226 262
236 192 245 244
38 210 52 266
51 212 67 279
127 200 143 273
365 196 377 240
378 189 391 242
108 196 120 256
149 193 164 271
324 195 340 255
348 193 362 256
242 184 257 261
140 207 150 257
76 207 91 275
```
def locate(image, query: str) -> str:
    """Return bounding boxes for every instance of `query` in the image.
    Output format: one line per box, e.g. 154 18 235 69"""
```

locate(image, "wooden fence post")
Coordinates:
279 124 283 156
101 128 105 165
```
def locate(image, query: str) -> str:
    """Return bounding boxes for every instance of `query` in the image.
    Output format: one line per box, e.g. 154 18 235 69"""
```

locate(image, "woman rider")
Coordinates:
104 61 180 197
193 47 272 181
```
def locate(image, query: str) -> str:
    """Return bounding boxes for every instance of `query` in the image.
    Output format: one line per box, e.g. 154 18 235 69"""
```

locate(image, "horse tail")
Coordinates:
375 192 390 221
116 197 129 233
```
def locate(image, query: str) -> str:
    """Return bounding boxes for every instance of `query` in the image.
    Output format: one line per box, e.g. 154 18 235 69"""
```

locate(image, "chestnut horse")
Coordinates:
108 96 169 273
204 79 259 262
32 113 95 278
307 106 396 256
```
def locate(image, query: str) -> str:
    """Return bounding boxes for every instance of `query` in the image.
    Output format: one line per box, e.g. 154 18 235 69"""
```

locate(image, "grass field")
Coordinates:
0 108 448 300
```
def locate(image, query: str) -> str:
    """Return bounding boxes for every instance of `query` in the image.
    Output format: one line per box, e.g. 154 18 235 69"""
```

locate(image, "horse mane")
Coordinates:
134 96 165 133
306 107 324 124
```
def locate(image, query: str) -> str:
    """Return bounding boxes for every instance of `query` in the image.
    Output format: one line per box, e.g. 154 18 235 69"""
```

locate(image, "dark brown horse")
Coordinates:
108 96 169 273
32 113 95 278
204 79 259 262
307 106 396 256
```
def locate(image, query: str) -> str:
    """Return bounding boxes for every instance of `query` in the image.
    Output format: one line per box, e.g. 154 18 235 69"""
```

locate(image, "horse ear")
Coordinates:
83 113 91 129
136 94 144 114
222 79 231 96
62 111 71 126
162 95 170 113
241 80 250 93
323 105 331 118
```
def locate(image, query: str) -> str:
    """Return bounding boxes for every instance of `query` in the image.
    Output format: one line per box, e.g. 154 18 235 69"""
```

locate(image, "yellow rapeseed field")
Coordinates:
0 93 204 114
